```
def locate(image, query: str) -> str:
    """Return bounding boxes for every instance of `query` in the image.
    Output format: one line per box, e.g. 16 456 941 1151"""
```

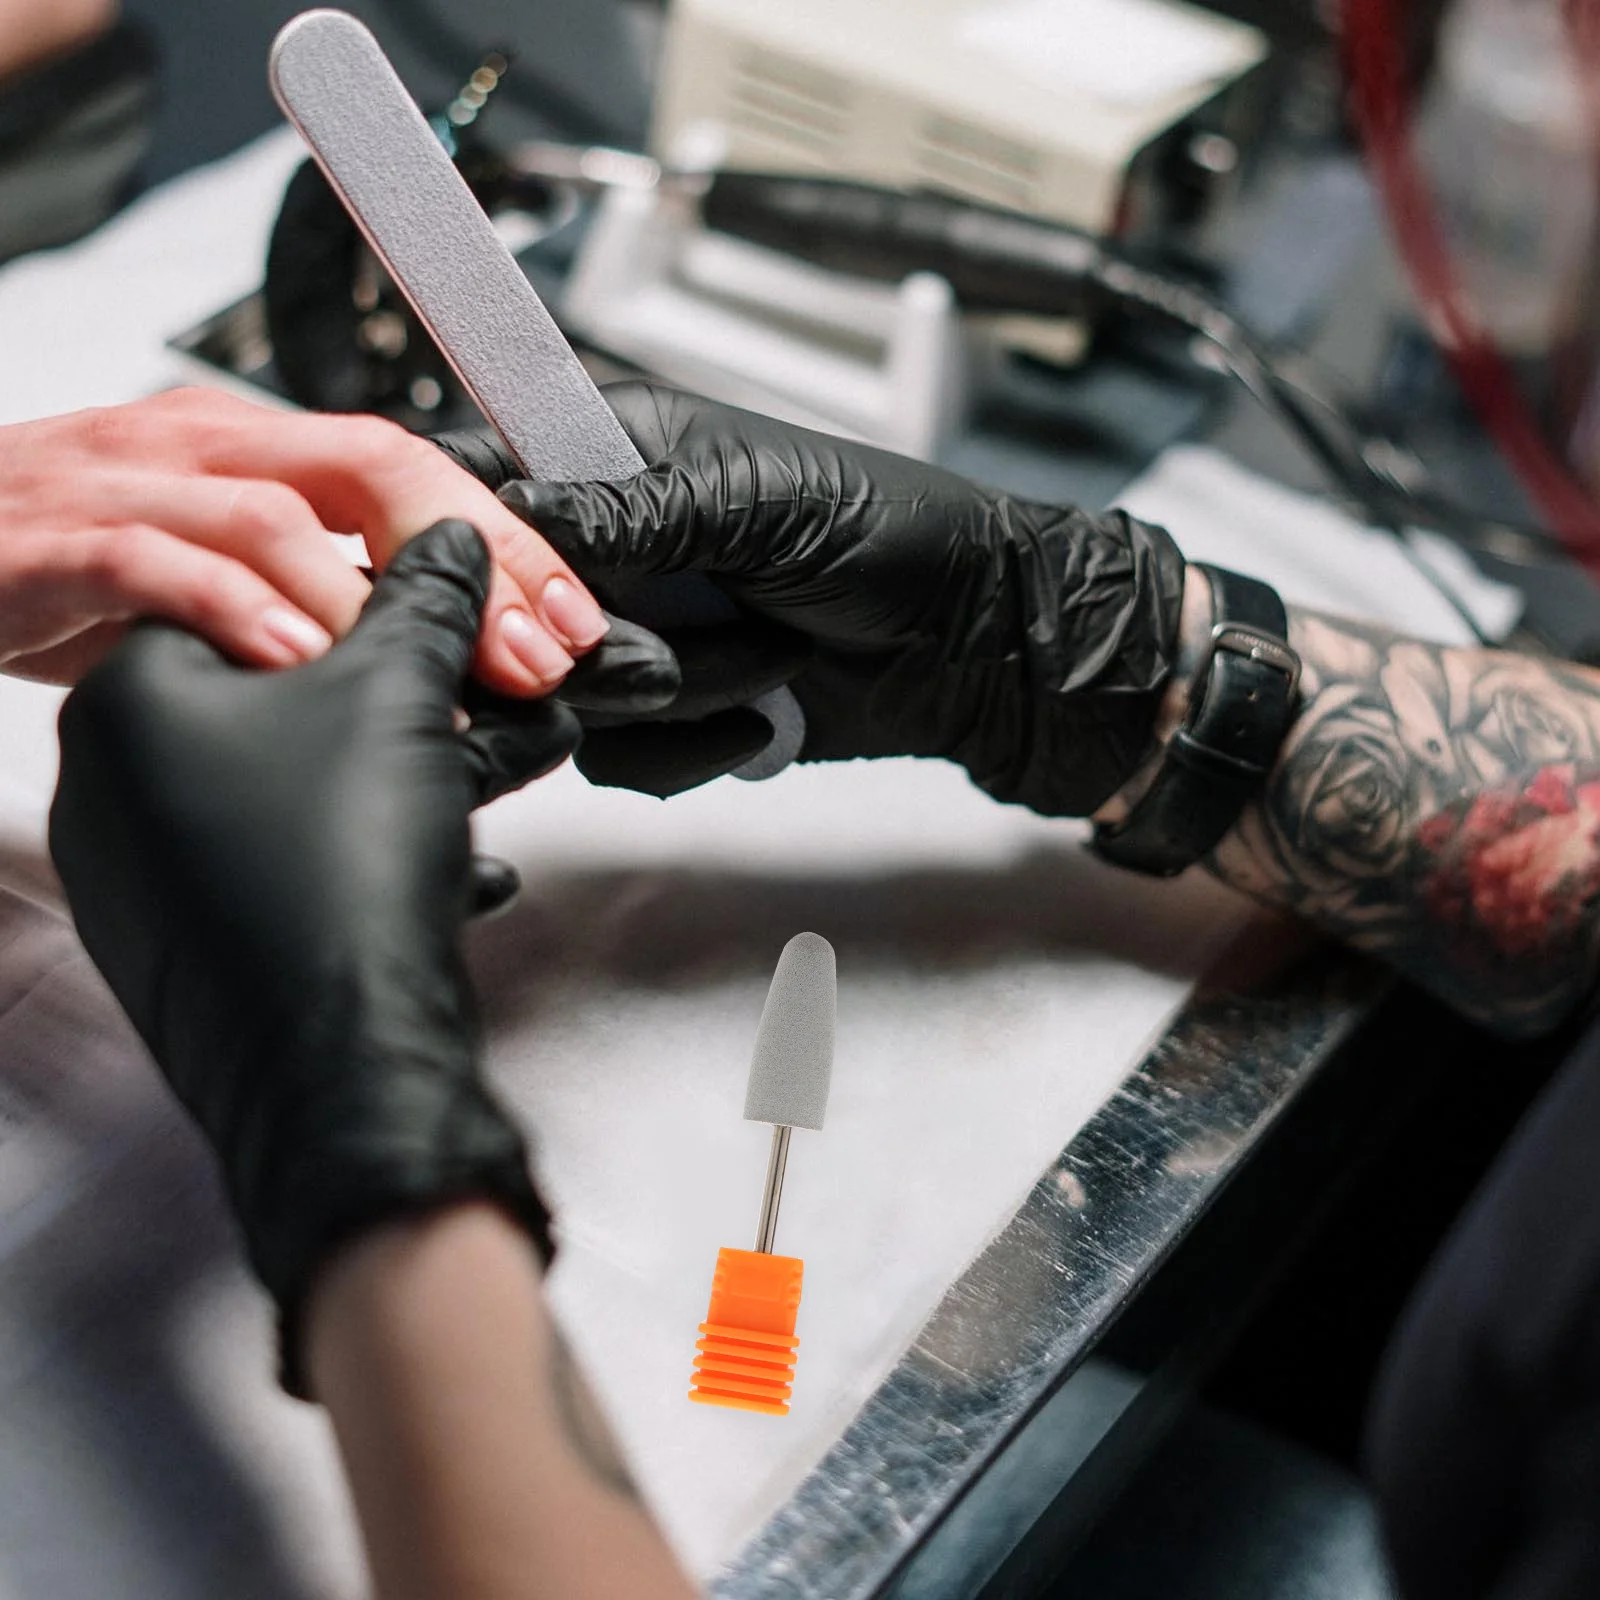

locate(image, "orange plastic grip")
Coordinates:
689 1246 803 1415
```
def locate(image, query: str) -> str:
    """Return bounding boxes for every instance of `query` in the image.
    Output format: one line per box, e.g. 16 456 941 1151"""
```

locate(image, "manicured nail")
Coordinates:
261 607 332 663
500 608 573 685
540 576 609 649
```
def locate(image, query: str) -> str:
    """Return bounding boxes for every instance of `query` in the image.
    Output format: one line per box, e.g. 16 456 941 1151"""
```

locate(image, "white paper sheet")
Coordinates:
0 129 1514 1594
0 129 306 425
472 758 1243 1573
1117 443 1523 643
0 669 1245 1586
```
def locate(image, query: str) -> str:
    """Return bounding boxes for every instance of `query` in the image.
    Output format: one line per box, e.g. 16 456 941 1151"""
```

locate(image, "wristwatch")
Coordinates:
1092 564 1300 877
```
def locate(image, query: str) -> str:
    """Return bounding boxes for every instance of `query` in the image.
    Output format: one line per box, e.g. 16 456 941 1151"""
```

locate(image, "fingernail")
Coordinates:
501 609 573 686
540 577 609 649
261 607 333 663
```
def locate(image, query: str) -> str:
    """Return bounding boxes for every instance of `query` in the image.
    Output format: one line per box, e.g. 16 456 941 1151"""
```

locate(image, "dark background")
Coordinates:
122 0 659 183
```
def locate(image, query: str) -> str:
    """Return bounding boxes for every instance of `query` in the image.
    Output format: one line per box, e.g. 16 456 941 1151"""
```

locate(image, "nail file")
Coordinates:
268 9 805 778
690 933 836 1416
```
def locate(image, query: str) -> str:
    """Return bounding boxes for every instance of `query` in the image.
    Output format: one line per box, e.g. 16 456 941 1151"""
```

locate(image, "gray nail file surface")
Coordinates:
270 8 644 484
269 10 805 779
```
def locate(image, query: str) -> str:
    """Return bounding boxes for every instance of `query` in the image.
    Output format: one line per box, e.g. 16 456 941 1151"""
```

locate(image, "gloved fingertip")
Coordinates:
462 697 583 805
496 477 579 530
431 429 524 491
362 521 491 632
352 522 495 682
539 699 585 773
383 519 491 595
556 614 681 715
468 854 521 918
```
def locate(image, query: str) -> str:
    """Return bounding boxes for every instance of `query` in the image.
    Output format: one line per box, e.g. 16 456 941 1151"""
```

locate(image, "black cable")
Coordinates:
700 172 1543 639
1089 257 1507 645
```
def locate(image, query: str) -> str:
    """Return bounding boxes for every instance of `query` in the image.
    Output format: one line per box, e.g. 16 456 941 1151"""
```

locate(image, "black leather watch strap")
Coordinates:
1092 566 1299 877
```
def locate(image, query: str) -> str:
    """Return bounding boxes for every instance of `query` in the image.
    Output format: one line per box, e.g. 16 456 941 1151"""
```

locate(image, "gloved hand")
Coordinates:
450 383 1187 815
435 422 811 799
49 520 577 1393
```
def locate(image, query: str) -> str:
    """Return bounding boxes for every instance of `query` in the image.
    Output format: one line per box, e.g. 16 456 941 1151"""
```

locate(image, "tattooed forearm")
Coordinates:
1208 611 1600 1035
548 1327 642 1502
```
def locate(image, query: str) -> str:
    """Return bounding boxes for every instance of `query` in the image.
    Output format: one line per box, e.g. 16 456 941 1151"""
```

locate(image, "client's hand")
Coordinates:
451 382 1188 815
49 519 577 1389
0 387 608 690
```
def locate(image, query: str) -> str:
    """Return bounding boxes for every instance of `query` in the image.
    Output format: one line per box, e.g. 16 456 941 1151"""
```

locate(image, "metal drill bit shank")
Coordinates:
755 1125 792 1254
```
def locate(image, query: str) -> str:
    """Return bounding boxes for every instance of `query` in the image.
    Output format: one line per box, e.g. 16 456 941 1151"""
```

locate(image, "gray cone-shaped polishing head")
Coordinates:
743 932 836 1131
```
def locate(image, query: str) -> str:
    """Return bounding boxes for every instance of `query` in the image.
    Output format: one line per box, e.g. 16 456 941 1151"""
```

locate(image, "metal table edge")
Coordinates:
711 943 1387 1599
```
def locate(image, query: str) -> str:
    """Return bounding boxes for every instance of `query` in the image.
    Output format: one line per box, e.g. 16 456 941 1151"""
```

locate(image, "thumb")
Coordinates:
350 519 491 688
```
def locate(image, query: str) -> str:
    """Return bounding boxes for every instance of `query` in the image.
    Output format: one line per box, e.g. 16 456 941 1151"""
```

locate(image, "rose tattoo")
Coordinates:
1210 613 1600 1035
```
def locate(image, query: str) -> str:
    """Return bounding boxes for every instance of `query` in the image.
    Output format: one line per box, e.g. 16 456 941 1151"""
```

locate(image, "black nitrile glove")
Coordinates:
456 383 1187 814
49 521 577 1393
435 425 810 796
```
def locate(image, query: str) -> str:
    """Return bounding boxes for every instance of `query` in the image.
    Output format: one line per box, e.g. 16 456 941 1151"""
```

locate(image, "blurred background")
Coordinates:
121 0 660 180
7 5 1600 1597
9 3 1600 1600
11 0 1597 612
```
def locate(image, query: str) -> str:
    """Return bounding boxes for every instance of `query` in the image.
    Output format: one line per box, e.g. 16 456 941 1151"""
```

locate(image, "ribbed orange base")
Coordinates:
689 1247 803 1416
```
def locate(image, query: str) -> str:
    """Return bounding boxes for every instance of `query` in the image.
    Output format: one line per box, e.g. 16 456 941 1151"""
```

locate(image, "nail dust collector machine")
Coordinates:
566 0 1268 454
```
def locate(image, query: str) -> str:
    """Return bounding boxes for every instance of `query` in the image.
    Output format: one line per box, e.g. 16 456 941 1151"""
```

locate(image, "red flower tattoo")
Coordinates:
1423 763 1600 961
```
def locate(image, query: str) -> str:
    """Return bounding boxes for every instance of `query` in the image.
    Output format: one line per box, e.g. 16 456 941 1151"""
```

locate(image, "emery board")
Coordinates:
269 9 645 484
268 10 805 777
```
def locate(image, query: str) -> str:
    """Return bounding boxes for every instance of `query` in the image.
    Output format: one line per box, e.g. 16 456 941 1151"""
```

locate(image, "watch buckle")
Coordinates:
1199 622 1302 701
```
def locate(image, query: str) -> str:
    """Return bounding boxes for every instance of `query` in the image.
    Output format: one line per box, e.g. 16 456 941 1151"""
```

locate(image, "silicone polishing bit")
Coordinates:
690 933 835 1416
